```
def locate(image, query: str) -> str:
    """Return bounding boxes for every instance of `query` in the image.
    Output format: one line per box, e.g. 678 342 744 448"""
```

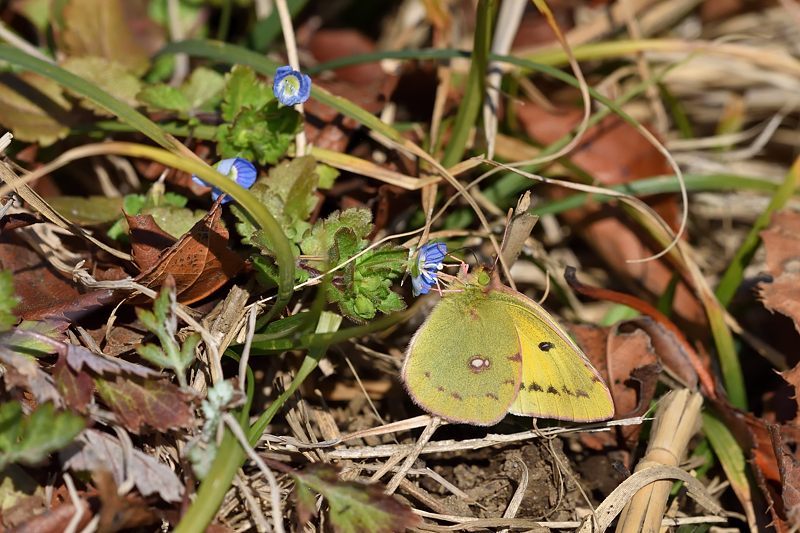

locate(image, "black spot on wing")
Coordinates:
538 341 555 352
546 386 559 395
528 382 544 392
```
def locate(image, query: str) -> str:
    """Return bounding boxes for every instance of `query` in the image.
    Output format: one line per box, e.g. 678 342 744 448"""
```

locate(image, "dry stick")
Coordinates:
385 416 442 494
484 0 527 159
63 473 85 533
0 161 131 260
222 413 285 533
274 0 306 155
614 389 706 533
238 306 258 391
501 458 529 526
233 473 270 533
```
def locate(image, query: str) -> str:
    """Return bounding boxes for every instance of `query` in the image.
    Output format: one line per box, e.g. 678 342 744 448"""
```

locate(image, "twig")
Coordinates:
63 473 85 533
385 417 441 494
238 306 258 391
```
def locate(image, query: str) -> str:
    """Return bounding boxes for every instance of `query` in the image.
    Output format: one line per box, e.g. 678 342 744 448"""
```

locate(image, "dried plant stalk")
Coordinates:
615 389 703 532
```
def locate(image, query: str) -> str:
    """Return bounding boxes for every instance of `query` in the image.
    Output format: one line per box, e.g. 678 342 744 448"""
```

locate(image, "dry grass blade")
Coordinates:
0 160 131 260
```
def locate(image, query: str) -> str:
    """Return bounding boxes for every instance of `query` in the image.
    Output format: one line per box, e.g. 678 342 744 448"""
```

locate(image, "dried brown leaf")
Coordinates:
134 198 244 304
60 429 183 502
0 347 61 405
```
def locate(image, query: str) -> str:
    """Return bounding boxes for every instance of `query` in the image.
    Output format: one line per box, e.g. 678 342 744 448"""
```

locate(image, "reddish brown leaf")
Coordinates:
133 198 243 304
5 500 90 533
0 235 118 327
94 375 194 434
759 211 800 334
53 354 93 413
772 424 800 529
605 324 660 416
126 212 177 270
93 470 158 532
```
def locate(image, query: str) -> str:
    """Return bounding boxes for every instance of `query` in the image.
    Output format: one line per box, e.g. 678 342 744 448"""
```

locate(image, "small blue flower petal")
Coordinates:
192 157 257 205
273 65 312 106
412 242 447 296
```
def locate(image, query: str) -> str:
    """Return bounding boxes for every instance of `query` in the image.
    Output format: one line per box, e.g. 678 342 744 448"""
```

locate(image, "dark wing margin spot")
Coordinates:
528 382 544 392
576 389 590 398
451 392 463 401
486 393 499 401
547 385 559 395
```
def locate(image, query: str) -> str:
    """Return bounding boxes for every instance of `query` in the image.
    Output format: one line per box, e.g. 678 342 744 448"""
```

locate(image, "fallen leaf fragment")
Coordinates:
60 429 183 502
134 198 244 304
94 375 195 434
759 210 800 334
0 347 62 405
93 470 159 532
291 463 420 533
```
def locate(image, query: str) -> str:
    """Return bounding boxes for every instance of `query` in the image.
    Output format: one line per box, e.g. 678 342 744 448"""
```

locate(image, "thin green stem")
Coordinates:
174 313 341 533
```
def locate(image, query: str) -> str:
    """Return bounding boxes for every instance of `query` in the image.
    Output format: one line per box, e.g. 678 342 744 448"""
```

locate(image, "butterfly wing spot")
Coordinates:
424 372 431 378
576 389 590 398
546 386 559 395
436 386 445 392
508 353 522 362
486 393 499 401
451 392 463 401
468 355 491 373
538 341 555 352
528 382 544 392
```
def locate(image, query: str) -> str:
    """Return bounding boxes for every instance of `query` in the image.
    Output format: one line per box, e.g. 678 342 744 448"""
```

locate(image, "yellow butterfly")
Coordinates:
402 269 614 426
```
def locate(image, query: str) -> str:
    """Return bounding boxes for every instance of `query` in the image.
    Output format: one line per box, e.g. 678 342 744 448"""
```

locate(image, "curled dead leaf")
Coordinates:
133 198 244 304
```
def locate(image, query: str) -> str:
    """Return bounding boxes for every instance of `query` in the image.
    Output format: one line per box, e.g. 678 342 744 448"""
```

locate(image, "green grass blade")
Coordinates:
441 0 493 167
715 158 800 307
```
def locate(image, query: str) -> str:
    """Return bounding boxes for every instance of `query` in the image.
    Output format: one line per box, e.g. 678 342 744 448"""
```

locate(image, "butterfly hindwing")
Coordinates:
402 289 523 426
488 288 615 422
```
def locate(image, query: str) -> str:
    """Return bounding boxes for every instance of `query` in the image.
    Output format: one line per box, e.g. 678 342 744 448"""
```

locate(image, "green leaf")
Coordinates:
46 195 125 225
57 0 150 76
0 402 84 469
181 67 225 112
220 65 272 122
216 102 301 165
137 84 191 113
301 208 372 259
232 156 319 252
0 271 18 332
292 464 419 533
316 163 340 189
61 56 142 115
0 72 72 146
135 282 196 387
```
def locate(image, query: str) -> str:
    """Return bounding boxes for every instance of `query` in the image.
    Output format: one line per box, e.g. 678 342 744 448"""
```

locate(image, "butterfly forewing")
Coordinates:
402 290 523 426
491 288 615 422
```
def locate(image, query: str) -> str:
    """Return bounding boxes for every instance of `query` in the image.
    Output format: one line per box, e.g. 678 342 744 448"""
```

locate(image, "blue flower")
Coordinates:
192 157 257 205
412 242 447 296
273 66 312 106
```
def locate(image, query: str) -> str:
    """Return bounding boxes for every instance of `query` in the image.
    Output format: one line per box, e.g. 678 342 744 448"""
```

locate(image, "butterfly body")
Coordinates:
402 272 614 426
